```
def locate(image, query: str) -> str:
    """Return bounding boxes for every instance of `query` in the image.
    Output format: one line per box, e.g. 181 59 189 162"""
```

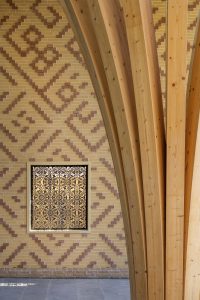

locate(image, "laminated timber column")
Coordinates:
59 1 147 299
184 101 200 300
166 1 187 300
184 17 200 300
86 1 147 299
122 0 165 299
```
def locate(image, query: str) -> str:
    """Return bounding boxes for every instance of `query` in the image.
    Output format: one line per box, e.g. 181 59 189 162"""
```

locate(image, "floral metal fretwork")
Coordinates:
28 164 88 231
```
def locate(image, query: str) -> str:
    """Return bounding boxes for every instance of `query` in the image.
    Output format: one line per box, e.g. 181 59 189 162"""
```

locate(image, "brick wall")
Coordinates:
0 0 127 277
0 0 199 277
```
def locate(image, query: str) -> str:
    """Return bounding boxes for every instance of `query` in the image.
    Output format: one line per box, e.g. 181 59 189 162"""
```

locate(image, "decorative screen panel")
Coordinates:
28 164 89 232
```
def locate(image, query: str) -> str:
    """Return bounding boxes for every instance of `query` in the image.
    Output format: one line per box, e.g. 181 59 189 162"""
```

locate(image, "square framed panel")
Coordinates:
27 163 90 232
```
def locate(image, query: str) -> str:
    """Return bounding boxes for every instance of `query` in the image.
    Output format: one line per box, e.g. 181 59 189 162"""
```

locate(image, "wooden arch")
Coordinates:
59 1 165 299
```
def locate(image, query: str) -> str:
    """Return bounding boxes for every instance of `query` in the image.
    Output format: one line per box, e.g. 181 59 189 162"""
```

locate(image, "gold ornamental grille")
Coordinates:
28 164 89 231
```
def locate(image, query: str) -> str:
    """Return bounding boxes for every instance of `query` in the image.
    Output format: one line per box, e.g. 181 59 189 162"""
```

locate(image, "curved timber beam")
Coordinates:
59 1 147 299
122 0 165 299
87 1 147 298
184 16 200 300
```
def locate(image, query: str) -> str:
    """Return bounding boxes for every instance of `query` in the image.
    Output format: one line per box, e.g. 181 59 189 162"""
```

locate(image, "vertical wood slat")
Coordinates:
87 1 147 298
59 1 147 299
184 16 200 300
122 0 165 299
166 1 188 299
184 15 200 262
184 120 200 300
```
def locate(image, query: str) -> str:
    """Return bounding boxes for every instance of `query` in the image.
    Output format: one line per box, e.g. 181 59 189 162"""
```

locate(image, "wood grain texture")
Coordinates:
122 0 165 299
166 1 188 299
86 1 147 298
59 1 147 299
184 15 200 261
184 124 200 300
184 16 200 300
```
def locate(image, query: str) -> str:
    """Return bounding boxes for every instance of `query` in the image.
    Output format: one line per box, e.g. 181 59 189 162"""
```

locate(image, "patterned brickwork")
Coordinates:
0 0 127 275
0 0 199 277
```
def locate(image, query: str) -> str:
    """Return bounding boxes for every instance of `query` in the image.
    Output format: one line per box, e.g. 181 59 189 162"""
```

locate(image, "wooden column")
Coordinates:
59 1 147 299
122 0 165 299
166 1 187 299
86 1 147 298
184 119 200 300
184 16 200 300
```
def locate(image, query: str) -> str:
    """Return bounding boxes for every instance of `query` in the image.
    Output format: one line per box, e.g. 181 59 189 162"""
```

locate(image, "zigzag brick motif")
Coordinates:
31 0 61 29
99 234 123 256
55 240 64 247
91 120 103 133
17 186 26 193
56 243 79 265
0 218 17 237
0 65 17 86
0 198 17 218
0 243 9 253
38 129 61 152
0 142 17 161
17 261 27 268
65 102 107 152
26 116 35 124
99 252 117 269
91 202 100 209
30 234 53 256
87 261 97 269
3 243 26 266
11 195 20 203
96 193 105 200
73 243 96 266
2 167 26 190
99 158 115 175
60 154 70 161
116 233 125 241
65 139 88 161
91 205 114 228
29 252 47 268
0 16 9 26
0 91 9 102
1 0 198 277
20 130 44 152
11 120 20 127
4 16 30 57
29 101 53 124
0 167 9 178
46 234 56 241
17 110 26 118
56 24 70 38
188 0 200 10
99 177 119 198
5 0 18 10
108 213 122 228
66 36 85 67
3 92 26 114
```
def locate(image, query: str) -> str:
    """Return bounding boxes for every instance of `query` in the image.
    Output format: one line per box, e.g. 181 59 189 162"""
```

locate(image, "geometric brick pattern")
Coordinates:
0 0 127 273
1 0 199 276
